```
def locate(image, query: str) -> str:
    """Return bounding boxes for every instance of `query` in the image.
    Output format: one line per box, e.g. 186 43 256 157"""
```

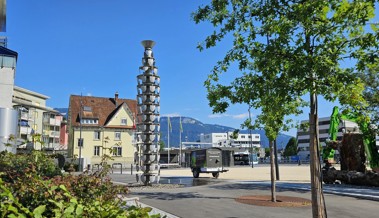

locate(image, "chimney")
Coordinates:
115 92 119 107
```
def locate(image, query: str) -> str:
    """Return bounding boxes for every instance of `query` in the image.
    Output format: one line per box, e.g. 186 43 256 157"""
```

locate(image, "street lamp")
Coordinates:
78 94 83 172
136 40 161 185
248 106 254 168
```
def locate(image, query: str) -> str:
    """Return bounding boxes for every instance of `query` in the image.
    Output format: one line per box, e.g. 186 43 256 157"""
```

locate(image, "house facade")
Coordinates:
12 86 64 150
67 93 137 169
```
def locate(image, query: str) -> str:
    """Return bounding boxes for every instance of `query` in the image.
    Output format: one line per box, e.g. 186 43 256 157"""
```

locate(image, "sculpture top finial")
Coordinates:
141 40 156 49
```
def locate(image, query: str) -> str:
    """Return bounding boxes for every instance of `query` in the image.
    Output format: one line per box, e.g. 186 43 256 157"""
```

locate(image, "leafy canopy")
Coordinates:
192 0 378 139
283 137 298 157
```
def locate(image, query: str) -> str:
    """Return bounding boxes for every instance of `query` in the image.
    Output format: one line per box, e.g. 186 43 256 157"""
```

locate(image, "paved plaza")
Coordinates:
110 164 379 218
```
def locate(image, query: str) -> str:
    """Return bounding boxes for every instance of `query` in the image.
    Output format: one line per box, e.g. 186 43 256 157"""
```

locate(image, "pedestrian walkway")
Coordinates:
110 165 379 218
235 180 379 201
124 178 378 218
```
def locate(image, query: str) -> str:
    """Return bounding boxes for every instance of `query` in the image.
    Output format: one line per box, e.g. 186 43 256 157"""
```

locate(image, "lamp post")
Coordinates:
248 106 254 168
78 94 83 172
136 40 161 185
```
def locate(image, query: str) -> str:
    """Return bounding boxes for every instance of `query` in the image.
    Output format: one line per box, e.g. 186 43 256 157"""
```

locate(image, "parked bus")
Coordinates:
233 152 258 165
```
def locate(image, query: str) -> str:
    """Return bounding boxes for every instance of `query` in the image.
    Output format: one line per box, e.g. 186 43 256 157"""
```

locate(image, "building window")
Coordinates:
81 118 98 124
121 118 127 125
115 132 121 140
255 136 259 139
112 146 122 156
83 106 92 112
94 146 101 156
78 138 83 147
241 135 245 138
94 131 101 140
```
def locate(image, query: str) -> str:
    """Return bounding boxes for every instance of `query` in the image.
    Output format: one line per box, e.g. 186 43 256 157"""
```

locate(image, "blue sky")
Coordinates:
4 0 344 137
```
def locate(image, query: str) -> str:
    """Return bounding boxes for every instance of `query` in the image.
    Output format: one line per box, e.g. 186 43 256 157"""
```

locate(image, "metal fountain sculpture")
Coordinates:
135 40 161 185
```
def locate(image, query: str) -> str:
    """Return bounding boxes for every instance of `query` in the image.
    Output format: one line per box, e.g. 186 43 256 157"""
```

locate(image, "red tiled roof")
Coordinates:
69 95 137 129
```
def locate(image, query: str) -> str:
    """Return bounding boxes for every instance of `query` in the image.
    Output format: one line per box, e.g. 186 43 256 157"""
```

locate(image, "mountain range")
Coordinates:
159 116 293 149
54 108 293 149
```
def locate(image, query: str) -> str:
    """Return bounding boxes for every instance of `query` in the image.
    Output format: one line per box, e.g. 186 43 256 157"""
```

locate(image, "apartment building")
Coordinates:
200 132 261 148
0 38 64 152
67 93 137 169
12 86 64 150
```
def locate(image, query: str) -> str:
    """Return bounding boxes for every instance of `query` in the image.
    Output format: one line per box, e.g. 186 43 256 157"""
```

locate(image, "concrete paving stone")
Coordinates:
110 165 379 218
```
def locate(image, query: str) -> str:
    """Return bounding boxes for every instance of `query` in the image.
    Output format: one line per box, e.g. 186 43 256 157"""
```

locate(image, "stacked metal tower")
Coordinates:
135 40 161 185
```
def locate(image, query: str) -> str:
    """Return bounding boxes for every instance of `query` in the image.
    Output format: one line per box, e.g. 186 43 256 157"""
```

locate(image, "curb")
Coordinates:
119 195 180 218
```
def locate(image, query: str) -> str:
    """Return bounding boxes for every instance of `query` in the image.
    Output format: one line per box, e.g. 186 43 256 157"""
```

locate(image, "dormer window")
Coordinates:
81 118 98 124
83 106 92 112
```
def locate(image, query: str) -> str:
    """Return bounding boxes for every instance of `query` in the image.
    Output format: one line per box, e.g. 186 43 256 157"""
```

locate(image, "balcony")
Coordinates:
20 126 33 135
43 117 61 126
44 143 61 150
20 112 33 120
43 130 60 138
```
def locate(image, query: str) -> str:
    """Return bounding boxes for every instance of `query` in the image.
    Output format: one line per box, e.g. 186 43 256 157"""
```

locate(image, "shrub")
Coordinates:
0 151 161 217
0 151 62 183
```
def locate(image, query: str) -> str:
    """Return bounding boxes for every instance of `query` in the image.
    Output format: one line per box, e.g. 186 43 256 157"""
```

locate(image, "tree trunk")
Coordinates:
269 140 276 202
274 139 280 180
309 93 326 218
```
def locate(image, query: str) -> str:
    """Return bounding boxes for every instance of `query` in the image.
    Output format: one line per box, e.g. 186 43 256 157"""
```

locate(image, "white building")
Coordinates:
0 39 18 153
297 116 363 160
200 132 261 148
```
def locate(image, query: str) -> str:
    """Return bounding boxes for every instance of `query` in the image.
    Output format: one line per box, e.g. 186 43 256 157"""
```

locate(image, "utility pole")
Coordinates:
248 106 254 168
78 94 83 172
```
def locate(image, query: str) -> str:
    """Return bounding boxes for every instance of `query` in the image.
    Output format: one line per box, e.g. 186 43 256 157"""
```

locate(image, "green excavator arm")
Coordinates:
324 106 379 168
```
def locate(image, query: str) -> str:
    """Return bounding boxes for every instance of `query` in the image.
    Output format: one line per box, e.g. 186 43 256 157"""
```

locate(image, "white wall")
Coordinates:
0 67 15 108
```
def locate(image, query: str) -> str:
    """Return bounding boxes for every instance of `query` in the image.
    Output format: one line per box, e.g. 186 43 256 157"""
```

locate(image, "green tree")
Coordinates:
159 140 165 152
192 1 378 217
359 66 379 127
230 129 240 139
264 148 270 158
358 67 379 168
283 137 297 157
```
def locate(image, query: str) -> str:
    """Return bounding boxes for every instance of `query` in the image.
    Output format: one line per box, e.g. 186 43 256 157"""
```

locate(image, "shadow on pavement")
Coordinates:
210 183 311 194
130 191 232 201
160 177 221 187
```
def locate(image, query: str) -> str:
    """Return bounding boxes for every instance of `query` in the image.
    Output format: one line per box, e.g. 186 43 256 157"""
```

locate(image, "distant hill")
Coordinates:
55 108 68 118
53 108 293 149
159 116 293 149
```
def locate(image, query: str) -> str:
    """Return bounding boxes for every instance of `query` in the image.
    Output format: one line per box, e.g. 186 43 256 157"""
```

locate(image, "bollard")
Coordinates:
131 164 133 175
120 164 123 174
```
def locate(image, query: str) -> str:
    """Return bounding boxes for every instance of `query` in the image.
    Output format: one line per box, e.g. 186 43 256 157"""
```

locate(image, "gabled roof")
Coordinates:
69 95 137 129
104 102 134 127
